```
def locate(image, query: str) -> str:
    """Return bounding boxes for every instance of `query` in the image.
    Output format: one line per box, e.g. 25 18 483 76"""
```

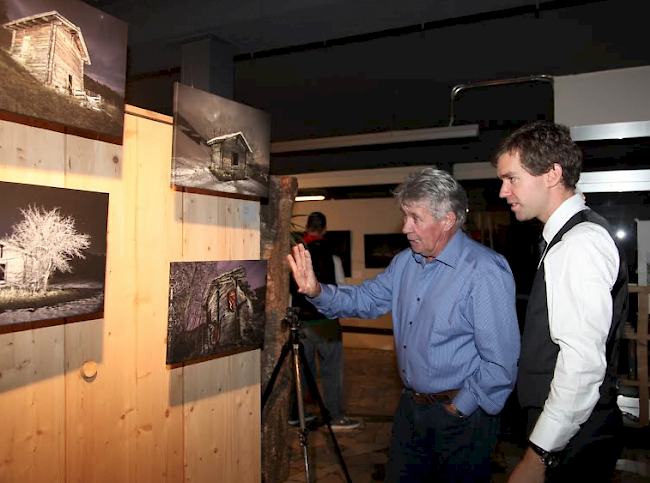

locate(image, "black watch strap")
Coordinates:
529 441 561 469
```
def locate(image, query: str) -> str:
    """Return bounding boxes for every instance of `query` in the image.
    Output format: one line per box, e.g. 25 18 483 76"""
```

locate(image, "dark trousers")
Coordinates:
385 389 499 483
525 405 623 482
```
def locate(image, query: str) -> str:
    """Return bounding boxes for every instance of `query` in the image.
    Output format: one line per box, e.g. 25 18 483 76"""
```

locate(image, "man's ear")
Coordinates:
546 163 563 187
444 212 457 231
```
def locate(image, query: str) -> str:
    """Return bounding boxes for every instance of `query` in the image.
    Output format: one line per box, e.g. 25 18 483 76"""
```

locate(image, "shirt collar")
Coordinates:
542 193 587 244
411 229 463 268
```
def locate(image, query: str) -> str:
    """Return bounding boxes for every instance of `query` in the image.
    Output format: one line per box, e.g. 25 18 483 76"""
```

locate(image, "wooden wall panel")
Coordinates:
0 105 262 483
63 127 132 483
0 326 65 483
0 121 68 483
179 181 262 483
127 111 184 483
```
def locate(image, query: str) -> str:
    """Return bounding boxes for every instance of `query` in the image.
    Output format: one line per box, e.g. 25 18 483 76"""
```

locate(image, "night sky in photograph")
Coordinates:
0 181 109 254
4 0 128 96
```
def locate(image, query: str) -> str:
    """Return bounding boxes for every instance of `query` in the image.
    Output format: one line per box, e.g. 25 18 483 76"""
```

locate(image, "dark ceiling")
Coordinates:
80 0 559 56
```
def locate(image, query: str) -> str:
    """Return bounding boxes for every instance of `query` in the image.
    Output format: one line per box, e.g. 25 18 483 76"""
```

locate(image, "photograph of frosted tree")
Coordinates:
0 181 109 328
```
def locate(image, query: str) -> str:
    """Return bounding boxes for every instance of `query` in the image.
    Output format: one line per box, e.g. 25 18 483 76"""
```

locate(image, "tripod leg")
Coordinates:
291 341 312 482
261 340 291 412
298 344 353 483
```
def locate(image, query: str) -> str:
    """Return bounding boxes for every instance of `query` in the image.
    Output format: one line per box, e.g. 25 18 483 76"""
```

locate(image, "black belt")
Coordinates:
405 388 459 405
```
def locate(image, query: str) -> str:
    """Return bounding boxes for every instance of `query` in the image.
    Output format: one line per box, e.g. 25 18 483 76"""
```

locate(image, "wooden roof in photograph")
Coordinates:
3 10 91 64
206 132 252 152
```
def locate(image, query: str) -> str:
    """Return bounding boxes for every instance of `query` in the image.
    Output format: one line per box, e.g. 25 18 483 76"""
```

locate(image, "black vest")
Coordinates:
290 238 337 321
517 209 629 409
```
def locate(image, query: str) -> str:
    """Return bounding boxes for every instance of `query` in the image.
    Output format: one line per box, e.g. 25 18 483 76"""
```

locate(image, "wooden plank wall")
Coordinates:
0 105 261 483
620 284 650 427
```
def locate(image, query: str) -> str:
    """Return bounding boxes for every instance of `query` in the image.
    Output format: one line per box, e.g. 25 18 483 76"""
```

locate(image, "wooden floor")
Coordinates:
280 347 650 482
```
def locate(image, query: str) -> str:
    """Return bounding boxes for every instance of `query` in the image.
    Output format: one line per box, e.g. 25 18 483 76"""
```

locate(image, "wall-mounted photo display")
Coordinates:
0 181 109 329
166 260 267 365
0 0 128 143
364 233 410 269
171 83 270 199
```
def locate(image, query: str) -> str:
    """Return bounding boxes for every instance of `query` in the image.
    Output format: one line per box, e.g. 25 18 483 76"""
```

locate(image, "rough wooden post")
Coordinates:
260 175 298 483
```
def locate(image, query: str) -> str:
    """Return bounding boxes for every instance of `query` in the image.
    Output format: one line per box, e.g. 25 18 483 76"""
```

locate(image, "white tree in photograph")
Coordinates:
1 205 90 292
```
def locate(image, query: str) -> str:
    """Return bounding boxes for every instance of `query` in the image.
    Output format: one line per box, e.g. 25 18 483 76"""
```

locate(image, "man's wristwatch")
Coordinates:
529 441 561 469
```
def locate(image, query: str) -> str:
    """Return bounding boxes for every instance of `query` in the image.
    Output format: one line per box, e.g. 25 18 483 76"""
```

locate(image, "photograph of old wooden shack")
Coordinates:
171 82 271 198
167 260 267 364
0 181 109 328
0 0 127 141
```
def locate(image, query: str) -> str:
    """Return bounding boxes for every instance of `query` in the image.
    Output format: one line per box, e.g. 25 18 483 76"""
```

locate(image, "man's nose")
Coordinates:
499 182 509 198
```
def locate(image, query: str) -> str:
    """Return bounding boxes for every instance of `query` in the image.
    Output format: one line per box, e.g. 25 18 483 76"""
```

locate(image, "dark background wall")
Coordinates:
125 3 646 119
234 1 645 138
118 0 648 174
234 0 647 173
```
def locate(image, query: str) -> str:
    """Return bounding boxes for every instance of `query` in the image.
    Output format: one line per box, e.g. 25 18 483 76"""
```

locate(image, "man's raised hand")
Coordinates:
286 243 322 298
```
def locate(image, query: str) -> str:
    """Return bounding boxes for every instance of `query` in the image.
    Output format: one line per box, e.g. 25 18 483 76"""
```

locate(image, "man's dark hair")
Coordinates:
491 121 583 189
306 212 327 233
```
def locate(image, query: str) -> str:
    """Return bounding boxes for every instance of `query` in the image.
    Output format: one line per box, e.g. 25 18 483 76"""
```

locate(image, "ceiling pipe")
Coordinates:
449 74 554 126
270 124 479 153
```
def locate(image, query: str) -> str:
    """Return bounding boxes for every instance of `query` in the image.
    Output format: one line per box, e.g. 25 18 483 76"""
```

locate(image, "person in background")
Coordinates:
493 121 629 482
287 169 520 482
289 211 360 430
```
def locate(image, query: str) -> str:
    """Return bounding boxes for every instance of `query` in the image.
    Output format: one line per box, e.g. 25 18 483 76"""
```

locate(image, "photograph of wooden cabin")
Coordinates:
171 82 271 198
166 260 267 364
0 180 109 329
0 0 127 141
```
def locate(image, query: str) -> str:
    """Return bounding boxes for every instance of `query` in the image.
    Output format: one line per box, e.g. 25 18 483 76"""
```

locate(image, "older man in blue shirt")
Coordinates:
288 167 520 482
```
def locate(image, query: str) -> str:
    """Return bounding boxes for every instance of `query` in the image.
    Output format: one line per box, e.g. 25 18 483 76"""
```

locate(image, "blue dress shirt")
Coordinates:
310 230 520 416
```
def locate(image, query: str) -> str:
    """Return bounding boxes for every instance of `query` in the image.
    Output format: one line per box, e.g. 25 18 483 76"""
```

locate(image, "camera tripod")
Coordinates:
262 307 352 483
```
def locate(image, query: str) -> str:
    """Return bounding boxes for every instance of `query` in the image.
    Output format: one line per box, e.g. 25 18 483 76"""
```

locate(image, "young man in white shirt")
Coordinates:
494 121 629 482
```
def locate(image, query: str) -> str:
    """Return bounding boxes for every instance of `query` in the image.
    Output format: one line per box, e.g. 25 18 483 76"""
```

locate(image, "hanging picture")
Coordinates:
364 233 410 268
0 181 109 329
0 0 128 143
171 82 270 198
166 260 267 364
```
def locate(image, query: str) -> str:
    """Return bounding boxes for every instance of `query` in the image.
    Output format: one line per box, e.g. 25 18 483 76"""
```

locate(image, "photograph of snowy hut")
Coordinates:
171 83 271 198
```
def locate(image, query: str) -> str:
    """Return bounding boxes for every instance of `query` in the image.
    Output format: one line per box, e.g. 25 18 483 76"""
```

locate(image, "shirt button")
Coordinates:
409 321 413 325
403 345 407 349
417 297 421 301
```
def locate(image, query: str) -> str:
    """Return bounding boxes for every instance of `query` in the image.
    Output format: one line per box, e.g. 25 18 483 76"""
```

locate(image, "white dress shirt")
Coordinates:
530 193 620 452
332 254 346 285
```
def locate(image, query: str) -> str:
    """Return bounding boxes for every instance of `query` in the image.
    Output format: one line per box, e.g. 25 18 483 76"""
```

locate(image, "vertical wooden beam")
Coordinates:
260 175 298 483
636 285 649 426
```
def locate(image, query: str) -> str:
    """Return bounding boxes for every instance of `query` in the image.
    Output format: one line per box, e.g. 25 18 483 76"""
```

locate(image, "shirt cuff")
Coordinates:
308 283 333 306
529 410 577 452
453 391 479 418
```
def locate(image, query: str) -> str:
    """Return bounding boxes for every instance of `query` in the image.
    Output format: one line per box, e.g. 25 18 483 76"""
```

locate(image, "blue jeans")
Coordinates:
292 322 344 420
385 389 499 482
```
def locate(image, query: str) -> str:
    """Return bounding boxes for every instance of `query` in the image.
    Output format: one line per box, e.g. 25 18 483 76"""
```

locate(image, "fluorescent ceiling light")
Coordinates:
295 195 326 202
577 169 650 193
296 166 431 189
271 124 479 153
570 120 650 142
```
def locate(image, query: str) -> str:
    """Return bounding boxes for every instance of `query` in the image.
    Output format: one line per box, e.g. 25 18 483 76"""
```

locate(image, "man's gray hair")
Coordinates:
393 168 468 229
